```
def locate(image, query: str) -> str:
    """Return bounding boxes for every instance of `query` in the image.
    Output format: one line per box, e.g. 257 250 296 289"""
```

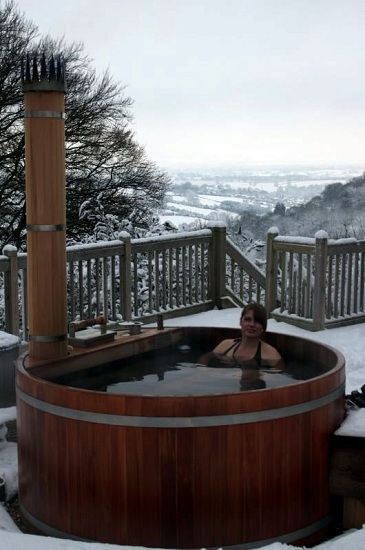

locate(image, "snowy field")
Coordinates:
0 309 364 549
223 178 350 193
165 201 217 215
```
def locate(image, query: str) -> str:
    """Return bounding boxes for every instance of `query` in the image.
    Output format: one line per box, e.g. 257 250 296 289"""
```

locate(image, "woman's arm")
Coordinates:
198 340 235 367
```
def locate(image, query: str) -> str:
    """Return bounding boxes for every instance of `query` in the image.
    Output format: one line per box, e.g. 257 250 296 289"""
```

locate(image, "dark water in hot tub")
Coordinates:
52 344 326 396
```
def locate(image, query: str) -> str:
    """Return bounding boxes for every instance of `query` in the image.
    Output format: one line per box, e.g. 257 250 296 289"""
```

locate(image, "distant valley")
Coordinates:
158 165 364 229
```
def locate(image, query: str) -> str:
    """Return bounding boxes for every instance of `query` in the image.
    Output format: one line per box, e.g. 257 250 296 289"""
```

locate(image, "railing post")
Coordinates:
210 224 227 309
119 232 132 321
265 227 279 316
313 230 328 331
3 245 19 336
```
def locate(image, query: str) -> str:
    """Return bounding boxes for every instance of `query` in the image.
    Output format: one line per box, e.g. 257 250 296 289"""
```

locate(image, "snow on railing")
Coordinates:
266 229 365 331
0 229 219 338
1 227 364 337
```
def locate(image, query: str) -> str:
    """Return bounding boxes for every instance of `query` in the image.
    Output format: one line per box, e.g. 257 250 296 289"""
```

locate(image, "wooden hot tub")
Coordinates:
16 326 345 548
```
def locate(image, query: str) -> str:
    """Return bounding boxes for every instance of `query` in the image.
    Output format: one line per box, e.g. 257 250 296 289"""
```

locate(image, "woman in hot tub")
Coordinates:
199 302 283 390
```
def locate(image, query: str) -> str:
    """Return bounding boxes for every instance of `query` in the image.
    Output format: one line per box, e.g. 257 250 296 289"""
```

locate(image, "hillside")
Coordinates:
231 172 365 243
160 167 365 242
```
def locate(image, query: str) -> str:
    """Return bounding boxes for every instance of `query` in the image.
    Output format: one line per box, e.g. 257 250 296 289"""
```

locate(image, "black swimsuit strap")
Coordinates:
232 339 262 367
253 340 262 367
222 339 262 367
222 338 241 356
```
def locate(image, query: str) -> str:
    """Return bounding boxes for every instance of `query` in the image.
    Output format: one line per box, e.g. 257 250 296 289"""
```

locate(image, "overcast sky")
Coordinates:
14 0 365 169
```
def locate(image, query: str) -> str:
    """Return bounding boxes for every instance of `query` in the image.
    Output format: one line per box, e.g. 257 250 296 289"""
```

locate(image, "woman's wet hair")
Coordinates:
240 302 268 331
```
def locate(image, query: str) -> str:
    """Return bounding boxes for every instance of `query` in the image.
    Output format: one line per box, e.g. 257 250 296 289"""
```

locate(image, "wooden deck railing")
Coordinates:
225 238 266 307
266 228 365 331
0 228 217 338
1 225 364 338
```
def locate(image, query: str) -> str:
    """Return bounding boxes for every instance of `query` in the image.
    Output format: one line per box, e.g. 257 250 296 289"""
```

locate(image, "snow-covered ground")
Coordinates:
158 213 203 227
0 309 364 549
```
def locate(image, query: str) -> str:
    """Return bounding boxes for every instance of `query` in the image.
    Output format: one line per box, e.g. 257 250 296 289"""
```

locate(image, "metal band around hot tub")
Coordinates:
28 334 68 343
16 383 345 428
19 501 331 549
24 110 65 119
26 224 66 232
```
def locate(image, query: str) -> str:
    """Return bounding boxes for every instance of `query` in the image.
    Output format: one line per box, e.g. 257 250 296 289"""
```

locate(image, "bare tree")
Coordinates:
0 1 170 248
0 1 37 246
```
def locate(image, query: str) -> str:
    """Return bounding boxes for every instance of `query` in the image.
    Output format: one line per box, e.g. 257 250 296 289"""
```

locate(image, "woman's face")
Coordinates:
240 309 263 338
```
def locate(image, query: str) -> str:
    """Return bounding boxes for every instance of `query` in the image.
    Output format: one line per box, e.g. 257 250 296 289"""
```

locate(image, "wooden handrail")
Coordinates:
268 231 365 331
226 239 266 288
1 227 365 337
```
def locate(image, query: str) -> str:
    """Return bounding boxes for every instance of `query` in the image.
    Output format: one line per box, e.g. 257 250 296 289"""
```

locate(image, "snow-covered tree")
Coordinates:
0 1 170 249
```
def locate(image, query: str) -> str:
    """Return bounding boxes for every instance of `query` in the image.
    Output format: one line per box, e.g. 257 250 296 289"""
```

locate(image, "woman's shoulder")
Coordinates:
213 339 237 354
261 340 282 360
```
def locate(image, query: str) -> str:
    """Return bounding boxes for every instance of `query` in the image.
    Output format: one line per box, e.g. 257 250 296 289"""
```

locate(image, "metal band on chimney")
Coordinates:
24 110 65 119
27 224 66 232
28 334 68 343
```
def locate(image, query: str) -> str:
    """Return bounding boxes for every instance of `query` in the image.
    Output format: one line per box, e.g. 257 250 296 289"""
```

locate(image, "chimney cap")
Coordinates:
21 53 66 93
